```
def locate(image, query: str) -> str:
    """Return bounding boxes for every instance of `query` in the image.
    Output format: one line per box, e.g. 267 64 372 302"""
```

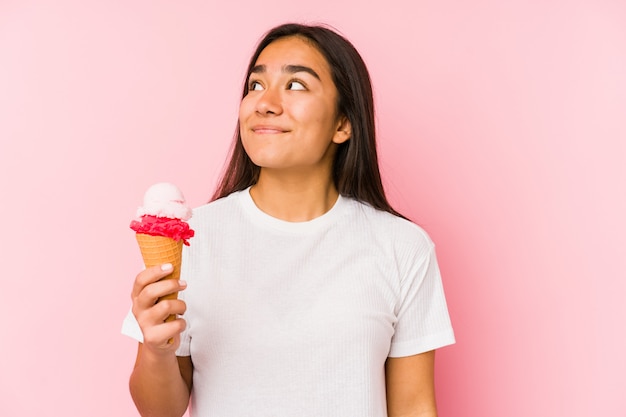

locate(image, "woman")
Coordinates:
123 23 455 417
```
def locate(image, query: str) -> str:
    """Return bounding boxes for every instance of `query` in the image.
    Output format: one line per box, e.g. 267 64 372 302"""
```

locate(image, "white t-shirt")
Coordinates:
123 188 455 416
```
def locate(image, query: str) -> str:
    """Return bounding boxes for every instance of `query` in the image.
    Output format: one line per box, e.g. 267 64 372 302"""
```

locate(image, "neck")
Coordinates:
250 171 339 222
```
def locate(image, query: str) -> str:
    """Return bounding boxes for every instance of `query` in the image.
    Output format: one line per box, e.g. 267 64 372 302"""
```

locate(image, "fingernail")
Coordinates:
161 263 173 271
179 280 187 287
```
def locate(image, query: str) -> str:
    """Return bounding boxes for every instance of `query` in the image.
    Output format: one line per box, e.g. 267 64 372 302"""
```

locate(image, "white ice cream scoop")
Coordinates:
136 182 192 221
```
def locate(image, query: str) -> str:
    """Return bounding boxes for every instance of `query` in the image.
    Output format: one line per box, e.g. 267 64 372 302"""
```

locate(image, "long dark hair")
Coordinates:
212 23 403 218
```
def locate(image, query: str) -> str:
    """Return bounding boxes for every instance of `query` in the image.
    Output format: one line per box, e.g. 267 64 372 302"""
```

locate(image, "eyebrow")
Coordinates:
250 64 321 80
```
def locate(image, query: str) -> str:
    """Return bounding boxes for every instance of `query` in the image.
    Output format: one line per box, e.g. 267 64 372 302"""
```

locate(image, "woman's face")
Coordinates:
239 36 350 176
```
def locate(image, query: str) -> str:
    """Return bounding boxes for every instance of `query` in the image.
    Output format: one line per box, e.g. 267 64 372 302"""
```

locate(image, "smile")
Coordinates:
251 125 289 134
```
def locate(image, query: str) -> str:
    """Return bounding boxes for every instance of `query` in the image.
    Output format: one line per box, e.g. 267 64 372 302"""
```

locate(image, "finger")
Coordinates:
142 278 186 304
152 299 188 322
133 280 187 315
142 317 187 349
134 297 187 328
131 263 175 298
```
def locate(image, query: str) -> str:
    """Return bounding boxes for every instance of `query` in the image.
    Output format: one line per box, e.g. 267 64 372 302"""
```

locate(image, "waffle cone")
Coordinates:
136 233 184 322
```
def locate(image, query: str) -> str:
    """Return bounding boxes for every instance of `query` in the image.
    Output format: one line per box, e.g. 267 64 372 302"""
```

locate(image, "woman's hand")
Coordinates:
129 264 193 416
131 263 188 353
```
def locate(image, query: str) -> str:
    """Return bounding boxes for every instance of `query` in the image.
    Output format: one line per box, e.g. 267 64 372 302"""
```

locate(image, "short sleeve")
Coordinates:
388 243 455 357
121 307 144 342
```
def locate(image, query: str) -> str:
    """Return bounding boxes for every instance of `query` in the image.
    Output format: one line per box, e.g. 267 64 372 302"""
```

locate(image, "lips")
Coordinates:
251 124 289 134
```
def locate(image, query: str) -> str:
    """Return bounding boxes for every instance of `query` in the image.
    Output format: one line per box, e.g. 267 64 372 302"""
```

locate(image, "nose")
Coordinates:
255 86 282 116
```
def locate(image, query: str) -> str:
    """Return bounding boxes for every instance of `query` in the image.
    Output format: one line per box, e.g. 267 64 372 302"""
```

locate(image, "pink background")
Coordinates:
1 1 624 416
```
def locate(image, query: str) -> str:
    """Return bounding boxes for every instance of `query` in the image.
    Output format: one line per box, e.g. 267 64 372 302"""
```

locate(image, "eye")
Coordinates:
287 80 306 91
248 80 263 91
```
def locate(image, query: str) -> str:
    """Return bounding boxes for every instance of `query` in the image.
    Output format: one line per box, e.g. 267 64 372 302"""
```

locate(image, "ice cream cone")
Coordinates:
136 233 183 322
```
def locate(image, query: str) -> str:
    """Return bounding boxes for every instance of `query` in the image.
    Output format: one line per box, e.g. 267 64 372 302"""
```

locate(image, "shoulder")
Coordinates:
341 199 438 284
345 198 435 252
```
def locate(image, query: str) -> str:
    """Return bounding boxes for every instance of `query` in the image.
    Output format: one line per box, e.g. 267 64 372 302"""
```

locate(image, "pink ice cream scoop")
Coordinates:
130 182 194 245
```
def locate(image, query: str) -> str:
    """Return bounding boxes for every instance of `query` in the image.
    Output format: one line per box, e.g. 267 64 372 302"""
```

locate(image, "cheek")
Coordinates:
238 97 253 121
310 106 339 134
239 131 255 163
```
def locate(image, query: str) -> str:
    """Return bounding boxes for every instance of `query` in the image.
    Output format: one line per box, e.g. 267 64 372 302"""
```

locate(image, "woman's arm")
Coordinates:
385 350 438 417
129 344 193 417
128 264 192 417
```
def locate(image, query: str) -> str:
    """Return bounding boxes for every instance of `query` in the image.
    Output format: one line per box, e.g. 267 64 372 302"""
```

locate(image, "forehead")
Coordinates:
255 36 331 78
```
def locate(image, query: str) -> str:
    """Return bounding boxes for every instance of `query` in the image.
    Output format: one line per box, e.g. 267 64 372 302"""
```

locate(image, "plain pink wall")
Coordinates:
1 1 624 416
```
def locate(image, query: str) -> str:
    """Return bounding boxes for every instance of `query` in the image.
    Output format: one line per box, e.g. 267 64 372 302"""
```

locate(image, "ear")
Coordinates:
332 115 351 144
